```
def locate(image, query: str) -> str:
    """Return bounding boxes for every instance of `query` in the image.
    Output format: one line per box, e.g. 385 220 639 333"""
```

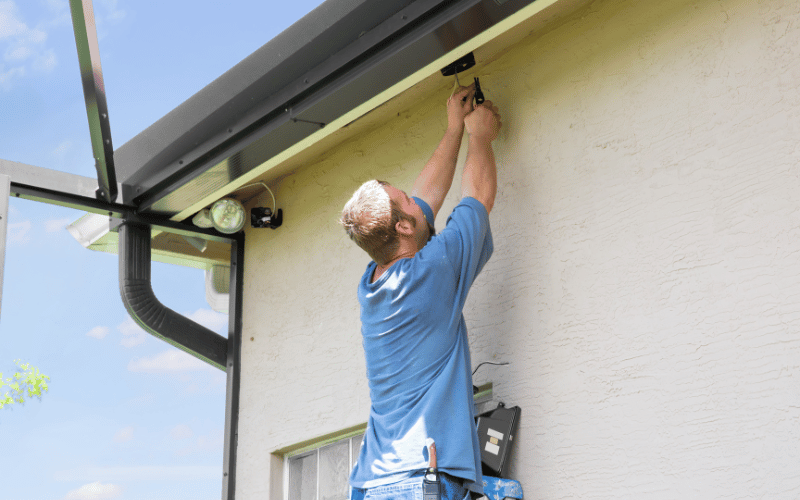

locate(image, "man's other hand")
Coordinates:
447 84 476 131
465 100 502 142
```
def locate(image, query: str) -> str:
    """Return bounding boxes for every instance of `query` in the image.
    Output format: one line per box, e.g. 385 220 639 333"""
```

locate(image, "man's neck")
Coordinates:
371 247 417 283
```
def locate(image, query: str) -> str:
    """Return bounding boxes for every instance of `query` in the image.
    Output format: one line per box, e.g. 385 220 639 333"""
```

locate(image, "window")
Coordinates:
282 383 493 500
286 433 364 500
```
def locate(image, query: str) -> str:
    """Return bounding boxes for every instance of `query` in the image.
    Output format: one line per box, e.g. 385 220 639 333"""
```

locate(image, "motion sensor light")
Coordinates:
192 208 214 228
210 198 246 234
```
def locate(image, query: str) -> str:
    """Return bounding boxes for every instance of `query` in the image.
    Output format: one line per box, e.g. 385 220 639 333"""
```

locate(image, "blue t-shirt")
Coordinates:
349 196 493 493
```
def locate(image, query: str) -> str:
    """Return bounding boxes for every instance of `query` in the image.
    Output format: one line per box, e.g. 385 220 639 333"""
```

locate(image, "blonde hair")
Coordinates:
340 180 414 265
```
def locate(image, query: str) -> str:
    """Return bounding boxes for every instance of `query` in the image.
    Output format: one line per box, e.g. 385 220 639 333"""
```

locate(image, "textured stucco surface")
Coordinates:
237 0 800 497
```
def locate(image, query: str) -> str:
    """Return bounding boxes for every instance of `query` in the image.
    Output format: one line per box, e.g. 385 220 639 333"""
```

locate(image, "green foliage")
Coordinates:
0 360 50 410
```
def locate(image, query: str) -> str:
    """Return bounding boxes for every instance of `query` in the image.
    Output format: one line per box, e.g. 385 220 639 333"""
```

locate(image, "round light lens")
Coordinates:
210 198 246 234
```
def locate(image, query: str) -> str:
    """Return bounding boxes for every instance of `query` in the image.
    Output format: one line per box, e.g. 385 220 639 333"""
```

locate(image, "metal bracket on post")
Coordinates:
69 0 118 203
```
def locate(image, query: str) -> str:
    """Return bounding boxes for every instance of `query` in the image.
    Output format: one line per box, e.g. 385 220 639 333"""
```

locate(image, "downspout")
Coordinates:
118 221 228 370
119 220 243 497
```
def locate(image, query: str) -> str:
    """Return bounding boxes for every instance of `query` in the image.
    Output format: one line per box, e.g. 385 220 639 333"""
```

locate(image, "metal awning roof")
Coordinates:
112 0 548 220
8 0 587 268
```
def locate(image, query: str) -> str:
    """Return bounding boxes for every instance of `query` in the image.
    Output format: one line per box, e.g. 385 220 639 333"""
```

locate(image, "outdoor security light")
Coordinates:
193 182 282 234
192 208 214 229
209 198 246 234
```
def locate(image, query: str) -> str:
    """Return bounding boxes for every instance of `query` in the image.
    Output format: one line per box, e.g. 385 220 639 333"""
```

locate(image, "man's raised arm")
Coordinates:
411 85 476 219
462 100 502 214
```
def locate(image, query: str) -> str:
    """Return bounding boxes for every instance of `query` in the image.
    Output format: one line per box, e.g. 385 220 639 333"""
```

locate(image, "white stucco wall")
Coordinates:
237 0 800 497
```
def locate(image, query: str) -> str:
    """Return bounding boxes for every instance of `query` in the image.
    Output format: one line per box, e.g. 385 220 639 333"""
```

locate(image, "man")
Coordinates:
341 83 501 500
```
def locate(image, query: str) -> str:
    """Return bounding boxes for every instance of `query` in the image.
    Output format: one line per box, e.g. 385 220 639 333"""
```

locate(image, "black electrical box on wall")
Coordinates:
476 402 521 478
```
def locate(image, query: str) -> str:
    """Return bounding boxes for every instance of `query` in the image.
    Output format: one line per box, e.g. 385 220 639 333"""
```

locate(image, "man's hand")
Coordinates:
464 100 502 142
461 100 501 213
412 84 477 218
446 84 476 131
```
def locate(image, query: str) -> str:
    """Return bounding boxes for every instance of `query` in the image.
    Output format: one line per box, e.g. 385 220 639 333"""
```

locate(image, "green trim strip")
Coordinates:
276 383 494 458
277 423 367 458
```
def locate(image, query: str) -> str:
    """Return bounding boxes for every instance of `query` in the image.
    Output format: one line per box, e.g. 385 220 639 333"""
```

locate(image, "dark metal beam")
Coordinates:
221 237 244 499
0 174 9 320
110 214 238 245
2 158 128 217
69 0 118 203
0 159 236 244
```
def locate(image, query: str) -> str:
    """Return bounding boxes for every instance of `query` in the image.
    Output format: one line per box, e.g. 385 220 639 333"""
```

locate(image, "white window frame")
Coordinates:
283 430 365 500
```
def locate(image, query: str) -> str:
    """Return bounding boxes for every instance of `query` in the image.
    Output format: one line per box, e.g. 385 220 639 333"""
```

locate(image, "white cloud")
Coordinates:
43 0 70 28
0 0 57 89
128 349 213 373
45 0 67 11
45 217 73 233
54 465 219 482
0 1 27 38
51 139 72 158
170 423 193 440
92 0 126 41
32 47 55 71
13 25 45 45
86 326 110 340
7 220 30 244
0 1 46 52
112 426 133 443
0 64 23 90
185 308 228 334
4 42 28 61
97 0 126 22
118 316 148 348
64 482 122 500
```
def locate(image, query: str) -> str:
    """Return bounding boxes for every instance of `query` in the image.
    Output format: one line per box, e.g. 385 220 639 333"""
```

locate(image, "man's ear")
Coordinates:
395 219 414 236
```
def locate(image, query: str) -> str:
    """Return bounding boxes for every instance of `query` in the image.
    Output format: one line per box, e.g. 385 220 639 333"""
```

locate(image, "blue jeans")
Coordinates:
351 472 470 500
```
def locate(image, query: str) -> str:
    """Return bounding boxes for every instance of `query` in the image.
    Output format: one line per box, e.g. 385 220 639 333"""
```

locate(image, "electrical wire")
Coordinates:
472 361 509 376
450 72 460 98
238 181 276 213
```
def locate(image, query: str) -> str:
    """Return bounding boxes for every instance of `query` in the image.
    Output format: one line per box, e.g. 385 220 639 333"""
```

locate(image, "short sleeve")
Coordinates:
434 197 493 304
412 196 435 229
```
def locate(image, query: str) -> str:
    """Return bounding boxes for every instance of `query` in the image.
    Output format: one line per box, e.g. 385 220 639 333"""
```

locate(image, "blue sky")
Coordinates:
1 1 323 499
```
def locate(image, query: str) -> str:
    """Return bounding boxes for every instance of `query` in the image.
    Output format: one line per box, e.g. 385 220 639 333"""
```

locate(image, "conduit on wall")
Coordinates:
118 222 228 370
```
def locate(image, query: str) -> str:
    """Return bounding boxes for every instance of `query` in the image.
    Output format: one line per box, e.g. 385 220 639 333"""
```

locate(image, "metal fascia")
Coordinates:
113 0 413 199
131 0 456 213
136 0 562 221
181 0 565 223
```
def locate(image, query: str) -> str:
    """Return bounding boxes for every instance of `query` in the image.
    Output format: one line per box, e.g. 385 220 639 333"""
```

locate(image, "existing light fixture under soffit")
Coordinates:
192 181 281 234
209 198 246 234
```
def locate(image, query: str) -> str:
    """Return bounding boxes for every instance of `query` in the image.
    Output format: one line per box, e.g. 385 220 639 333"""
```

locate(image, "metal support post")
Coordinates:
0 174 9 319
222 236 244 499
69 0 118 202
